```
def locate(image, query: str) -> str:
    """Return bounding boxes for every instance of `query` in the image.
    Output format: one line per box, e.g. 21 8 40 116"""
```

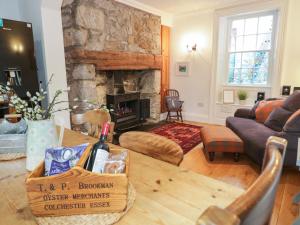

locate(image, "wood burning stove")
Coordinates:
107 92 141 131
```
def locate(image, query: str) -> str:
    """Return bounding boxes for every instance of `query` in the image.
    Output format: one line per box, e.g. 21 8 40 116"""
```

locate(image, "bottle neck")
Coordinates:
98 122 110 143
99 133 107 143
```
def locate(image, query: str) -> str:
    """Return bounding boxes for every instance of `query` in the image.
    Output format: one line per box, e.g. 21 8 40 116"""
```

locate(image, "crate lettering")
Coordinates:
44 203 86 211
78 182 114 189
43 194 69 201
26 148 129 216
38 183 69 192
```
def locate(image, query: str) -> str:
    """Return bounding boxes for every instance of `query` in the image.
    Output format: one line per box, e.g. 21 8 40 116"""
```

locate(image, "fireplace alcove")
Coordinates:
66 49 162 132
105 70 154 131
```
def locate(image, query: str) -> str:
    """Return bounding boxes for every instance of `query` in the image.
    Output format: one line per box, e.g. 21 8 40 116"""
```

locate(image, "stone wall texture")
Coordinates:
62 0 161 54
62 0 161 121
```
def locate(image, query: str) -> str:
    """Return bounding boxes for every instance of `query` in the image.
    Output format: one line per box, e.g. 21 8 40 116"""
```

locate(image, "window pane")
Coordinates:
243 35 257 51
242 52 255 68
253 68 268 84
232 19 244 36
229 53 242 68
258 15 273 34
236 36 244 51
228 68 234 83
257 34 271 50
245 17 258 35
233 69 241 84
254 51 269 68
241 69 253 84
230 36 236 51
227 13 275 85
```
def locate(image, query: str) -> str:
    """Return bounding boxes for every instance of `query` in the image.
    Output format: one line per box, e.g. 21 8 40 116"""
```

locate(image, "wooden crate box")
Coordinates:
26 145 129 217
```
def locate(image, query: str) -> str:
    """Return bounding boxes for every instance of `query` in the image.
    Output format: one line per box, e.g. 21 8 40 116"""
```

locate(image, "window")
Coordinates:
227 12 277 85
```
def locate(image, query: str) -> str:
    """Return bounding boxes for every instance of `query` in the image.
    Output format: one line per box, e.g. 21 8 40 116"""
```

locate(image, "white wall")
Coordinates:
170 11 214 122
40 0 70 127
281 0 300 87
0 0 22 21
170 0 291 124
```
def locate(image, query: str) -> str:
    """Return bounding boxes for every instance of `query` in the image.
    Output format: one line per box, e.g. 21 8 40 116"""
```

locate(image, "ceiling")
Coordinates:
134 0 249 15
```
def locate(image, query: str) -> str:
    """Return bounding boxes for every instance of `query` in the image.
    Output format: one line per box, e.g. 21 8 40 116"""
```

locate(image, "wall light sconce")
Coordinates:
186 44 197 52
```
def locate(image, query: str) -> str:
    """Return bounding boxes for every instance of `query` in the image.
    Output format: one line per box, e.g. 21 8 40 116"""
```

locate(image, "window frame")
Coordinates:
225 10 278 87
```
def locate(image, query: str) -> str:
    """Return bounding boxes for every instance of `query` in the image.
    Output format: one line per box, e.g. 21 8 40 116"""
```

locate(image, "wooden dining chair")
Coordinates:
71 109 115 143
164 89 184 122
196 136 287 225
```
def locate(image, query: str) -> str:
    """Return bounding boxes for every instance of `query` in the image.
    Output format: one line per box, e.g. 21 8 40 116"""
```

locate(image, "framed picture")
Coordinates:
282 85 291 96
223 90 235 104
176 62 189 76
294 87 300 93
257 92 265 101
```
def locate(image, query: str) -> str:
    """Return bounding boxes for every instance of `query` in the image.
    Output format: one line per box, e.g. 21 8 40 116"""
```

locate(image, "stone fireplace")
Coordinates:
61 0 162 126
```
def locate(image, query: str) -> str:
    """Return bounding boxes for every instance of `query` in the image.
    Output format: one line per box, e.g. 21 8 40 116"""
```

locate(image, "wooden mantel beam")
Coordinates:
65 49 162 70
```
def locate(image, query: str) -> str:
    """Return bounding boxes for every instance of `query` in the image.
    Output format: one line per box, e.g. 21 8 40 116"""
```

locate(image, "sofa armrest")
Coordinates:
234 108 253 119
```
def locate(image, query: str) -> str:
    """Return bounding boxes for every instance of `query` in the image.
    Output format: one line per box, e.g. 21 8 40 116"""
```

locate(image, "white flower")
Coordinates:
26 91 31 97
72 105 78 109
36 92 40 96
6 82 10 86
36 114 43 120
73 98 79 101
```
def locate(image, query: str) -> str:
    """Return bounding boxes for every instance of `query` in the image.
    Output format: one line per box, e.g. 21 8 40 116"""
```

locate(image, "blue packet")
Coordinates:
44 143 89 176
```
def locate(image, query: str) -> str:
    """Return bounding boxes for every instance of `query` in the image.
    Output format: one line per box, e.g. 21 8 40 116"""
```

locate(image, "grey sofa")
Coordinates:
226 91 300 167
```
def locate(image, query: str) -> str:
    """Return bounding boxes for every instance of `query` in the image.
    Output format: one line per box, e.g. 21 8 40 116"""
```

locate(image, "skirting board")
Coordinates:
160 112 209 123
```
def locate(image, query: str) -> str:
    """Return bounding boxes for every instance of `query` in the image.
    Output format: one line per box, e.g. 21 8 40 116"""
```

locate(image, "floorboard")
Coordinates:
178 121 300 225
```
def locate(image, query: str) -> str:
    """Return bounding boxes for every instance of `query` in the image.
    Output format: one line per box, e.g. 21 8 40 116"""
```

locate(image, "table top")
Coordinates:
0 129 244 225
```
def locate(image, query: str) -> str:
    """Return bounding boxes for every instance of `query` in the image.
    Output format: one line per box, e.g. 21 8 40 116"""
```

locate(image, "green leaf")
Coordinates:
293 193 300 204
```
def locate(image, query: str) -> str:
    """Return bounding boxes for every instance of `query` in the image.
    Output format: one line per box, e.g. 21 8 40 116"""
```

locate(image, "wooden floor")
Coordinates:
179 121 300 225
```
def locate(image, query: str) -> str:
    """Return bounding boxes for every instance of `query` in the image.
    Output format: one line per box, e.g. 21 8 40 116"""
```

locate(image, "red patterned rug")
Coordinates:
150 122 202 154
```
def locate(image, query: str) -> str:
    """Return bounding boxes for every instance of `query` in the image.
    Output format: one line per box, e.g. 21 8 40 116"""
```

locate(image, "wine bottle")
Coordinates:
85 122 110 172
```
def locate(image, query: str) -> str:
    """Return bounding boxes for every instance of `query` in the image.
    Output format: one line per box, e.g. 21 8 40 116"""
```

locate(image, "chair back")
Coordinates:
196 136 287 225
165 89 179 97
71 109 114 143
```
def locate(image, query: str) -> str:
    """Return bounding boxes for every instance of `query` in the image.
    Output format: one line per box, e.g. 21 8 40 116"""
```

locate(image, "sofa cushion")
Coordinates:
165 96 183 111
119 131 184 166
282 91 300 112
249 101 260 118
226 117 277 164
283 109 300 133
255 100 284 123
264 107 293 131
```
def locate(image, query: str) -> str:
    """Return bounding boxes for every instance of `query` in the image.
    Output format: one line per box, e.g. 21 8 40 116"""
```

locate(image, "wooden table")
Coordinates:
0 129 244 225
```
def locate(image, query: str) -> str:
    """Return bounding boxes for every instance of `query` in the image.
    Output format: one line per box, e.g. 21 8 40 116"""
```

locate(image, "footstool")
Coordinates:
200 126 243 162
